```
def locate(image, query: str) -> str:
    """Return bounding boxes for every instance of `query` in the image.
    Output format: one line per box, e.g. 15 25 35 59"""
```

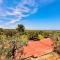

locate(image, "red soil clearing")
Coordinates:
23 38 54 58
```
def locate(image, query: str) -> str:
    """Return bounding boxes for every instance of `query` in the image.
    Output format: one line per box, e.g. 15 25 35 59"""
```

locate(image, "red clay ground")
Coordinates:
23 38 54 58
15 38 57 60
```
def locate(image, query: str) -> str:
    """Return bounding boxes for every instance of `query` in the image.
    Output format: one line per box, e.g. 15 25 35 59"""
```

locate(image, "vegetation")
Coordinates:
16 24 25 35
0 24 60 60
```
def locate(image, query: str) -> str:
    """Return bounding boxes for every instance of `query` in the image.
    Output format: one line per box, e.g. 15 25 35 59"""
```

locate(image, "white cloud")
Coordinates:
0 0 56 29
0 25 3 28
0 24 16 29
0 0 38 25
7 0 38 24
9 18 20 24
0 0 56 17
0 25 8 29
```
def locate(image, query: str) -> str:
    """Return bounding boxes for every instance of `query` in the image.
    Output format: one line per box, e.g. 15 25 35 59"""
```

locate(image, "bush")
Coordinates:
38 34 44 40
20 35 28 45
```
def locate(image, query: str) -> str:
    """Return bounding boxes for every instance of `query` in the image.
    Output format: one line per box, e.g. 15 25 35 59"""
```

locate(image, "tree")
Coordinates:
16 24 25 34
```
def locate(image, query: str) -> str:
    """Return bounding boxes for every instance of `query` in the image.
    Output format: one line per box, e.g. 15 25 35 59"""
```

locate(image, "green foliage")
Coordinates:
0 25 60 59
16 24 25 34
0 28 3 35
4 30 16 37
28 32 38 40
20 35 28 45
38 34 44 40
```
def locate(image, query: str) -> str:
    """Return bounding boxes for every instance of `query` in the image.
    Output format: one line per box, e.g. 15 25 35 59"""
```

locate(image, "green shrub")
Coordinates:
38 34 44 40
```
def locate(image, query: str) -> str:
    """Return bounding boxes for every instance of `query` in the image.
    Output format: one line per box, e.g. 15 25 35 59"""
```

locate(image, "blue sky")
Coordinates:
0 0 60 30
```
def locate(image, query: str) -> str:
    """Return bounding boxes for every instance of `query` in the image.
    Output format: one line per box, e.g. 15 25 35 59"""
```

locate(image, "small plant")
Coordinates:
38 34 44 40
20 35 28 45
